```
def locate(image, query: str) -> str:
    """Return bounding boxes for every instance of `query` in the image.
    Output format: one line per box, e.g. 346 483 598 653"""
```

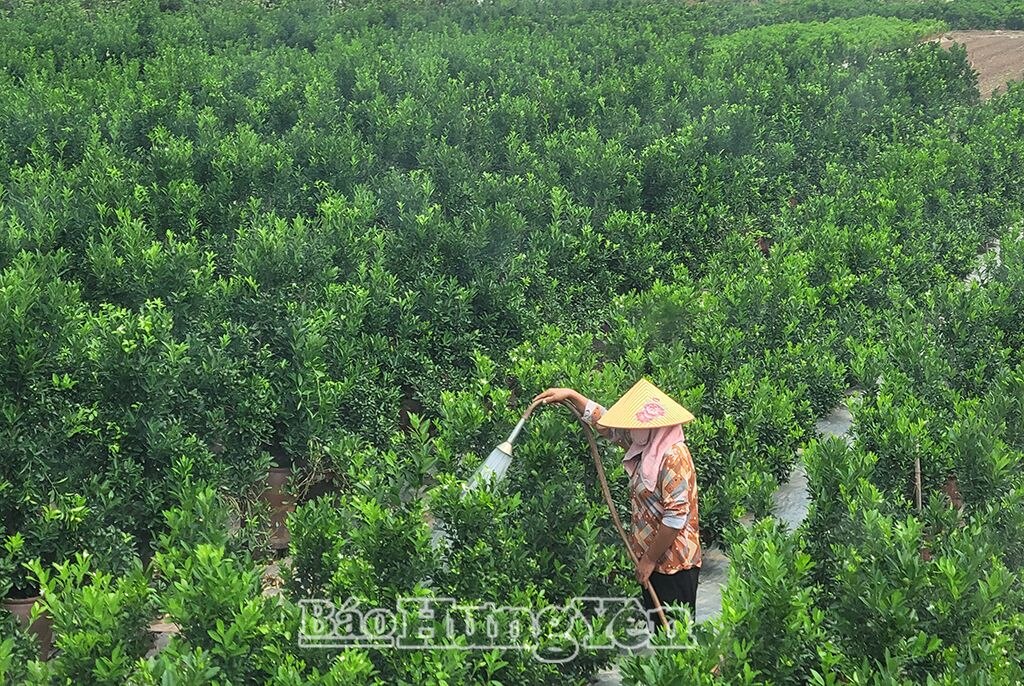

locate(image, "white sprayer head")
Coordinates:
464 408 533 492
465 441 513 492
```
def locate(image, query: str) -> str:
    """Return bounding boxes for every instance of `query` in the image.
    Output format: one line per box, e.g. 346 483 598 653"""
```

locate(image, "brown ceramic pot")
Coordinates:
263 467 295 550
2 595 53 660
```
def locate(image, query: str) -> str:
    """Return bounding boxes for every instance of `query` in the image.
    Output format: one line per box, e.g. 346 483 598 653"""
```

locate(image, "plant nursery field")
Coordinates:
1 0 1024 684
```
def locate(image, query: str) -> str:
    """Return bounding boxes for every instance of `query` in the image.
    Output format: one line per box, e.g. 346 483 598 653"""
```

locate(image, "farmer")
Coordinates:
533 379 701 624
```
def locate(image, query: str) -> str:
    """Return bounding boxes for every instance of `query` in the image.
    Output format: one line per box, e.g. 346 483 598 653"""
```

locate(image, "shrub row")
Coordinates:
2 0 1023 682
620 224 1024 682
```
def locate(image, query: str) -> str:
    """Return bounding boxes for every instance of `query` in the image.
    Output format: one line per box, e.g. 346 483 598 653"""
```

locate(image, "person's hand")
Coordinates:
532 388 580 406
635 557 655 586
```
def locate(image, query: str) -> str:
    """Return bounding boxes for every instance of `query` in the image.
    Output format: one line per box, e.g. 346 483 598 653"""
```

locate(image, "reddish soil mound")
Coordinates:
932 30 1024 99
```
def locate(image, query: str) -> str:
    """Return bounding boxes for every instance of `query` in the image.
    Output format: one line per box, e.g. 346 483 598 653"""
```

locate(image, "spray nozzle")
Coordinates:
465 399 548 492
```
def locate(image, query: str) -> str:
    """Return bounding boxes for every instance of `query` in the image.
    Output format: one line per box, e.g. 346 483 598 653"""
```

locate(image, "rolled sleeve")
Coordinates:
580 398 631 449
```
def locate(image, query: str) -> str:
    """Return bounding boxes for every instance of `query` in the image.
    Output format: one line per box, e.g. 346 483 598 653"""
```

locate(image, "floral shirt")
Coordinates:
582 400 702 573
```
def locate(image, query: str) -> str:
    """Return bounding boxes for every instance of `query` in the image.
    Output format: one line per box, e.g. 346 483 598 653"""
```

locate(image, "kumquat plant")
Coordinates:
2 0 1024 684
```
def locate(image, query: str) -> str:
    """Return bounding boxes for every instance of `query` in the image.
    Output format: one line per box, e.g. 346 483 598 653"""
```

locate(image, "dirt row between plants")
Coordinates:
931 30 1024 99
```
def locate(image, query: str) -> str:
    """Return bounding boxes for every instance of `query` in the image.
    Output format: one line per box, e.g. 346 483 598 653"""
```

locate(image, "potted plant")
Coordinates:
1 491 110 661
1 532 53 660
259 342 345 551
27 552 154 684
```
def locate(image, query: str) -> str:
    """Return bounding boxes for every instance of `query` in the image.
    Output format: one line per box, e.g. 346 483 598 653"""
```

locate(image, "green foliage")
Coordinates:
0 610 37 685
30 553 154 685
2 0 1024 682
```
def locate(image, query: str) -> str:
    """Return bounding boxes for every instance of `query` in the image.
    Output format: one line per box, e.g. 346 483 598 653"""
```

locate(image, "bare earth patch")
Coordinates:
932 30 1024 99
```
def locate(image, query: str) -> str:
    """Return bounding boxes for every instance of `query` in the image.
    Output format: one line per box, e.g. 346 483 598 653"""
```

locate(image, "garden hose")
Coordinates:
480 398 671 631
511 400 669 632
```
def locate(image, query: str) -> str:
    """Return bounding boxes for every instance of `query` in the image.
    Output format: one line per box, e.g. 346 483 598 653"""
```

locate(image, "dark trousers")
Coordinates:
641 567 699 629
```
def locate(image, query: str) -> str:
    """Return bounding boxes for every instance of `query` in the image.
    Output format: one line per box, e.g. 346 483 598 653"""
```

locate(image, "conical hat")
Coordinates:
596 378 695 429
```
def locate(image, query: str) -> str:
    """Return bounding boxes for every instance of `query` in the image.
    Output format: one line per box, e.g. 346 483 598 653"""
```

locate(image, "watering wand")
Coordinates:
464 400 541 492
466 399 671 632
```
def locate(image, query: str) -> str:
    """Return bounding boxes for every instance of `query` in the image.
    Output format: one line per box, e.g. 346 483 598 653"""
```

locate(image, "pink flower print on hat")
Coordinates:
635 398 666 423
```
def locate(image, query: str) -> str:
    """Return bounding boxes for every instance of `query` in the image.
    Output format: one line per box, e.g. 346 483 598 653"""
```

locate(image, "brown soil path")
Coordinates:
932 30 1024 99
